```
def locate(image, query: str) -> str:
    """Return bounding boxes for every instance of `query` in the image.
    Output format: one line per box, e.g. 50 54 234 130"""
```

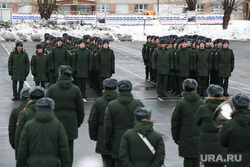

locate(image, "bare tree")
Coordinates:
222 0 241 29
37 0 57 20
186 0 197 11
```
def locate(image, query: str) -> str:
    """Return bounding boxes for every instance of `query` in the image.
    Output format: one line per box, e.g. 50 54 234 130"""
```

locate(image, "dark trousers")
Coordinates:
174 76 179 92
68 140 74 166
210 73 219 85
184 158 199 167
35 81 46 88
99 77 107 92
203 163 224 167
168 75 174 91
12 81 24 98
101 154 115 167
156 74 168 96
114 159 123 167
197 77 208 89
218 77 229 90
76 78 87 93
145 65 150 79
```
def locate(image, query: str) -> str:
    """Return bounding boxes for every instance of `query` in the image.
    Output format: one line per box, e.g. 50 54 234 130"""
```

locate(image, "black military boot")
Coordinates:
82 91 87 98
224 88 229 97
177 91 183 97
145 73 149 80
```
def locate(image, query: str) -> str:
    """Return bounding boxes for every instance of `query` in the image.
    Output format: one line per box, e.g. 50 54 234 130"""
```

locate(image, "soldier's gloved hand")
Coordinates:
152 69 156 73
88 71 92 76
209 70 212 74
25 73 29 77
73 70 77 75
9 72 12 76
46 73 49 79
50 69 55 73
111 69 115 74
32 73 36 77
96 70 100 74
174 140 179 145
175 70 179 74
193 70 197 74
170 69 174 73
231 69 233 72
213 69 219 73
105 143 112 151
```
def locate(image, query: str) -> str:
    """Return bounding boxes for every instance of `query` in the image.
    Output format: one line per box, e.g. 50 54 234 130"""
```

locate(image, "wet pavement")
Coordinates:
0 40 250 167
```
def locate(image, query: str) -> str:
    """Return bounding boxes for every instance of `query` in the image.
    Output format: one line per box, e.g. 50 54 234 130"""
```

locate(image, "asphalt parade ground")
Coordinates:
0 40 250 167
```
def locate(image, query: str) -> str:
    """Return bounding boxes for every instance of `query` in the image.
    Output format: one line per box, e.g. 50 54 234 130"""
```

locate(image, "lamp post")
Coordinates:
143 15 147 30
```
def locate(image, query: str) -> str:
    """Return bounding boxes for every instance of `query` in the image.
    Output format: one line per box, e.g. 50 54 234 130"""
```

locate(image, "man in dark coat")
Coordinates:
8 87 30 150
46 65 84 165
31 44 49 88
195 84 227 167
8 42 30 100
88 78 118 167
104 80 144 167
171 79 203 167
142 36 152 80
219 93 250 167
120 107 165 167
16 97 71 167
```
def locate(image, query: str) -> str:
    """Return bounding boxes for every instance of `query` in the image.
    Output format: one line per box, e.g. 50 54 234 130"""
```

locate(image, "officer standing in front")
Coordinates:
171 79 203 167
8 42 30 100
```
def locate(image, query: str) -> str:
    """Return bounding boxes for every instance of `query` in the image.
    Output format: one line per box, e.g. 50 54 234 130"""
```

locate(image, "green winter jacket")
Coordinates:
73 47 93 78
31 52 49 81
219 109 250 167
8 100 28 149
8 48 30 81
152 47 171 74
195 98 227 164
142 42 151 66
16 108 71 167
194 48 211 77
15 100 39 159
175 47 192 77
96 47 115 78
171 92 203 158
215 47 235 77
51 46 69 76
88 91 118 155
104 91 144 159
148 43 158 67
120 121 165 167
46 75 85 140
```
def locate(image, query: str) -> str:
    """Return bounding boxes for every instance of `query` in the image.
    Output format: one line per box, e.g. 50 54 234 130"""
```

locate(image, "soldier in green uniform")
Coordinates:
88 78 118 167
72 39 93 98
50 38 69 83
194 41 212 96
195 84 227 167
216 40 234 96
152 39 171 98
142 36 151 80
219 93 250 167
120 107 165 167
31 44 49 88
104 80 144 167
16 97 71 167
46 65 84 165
171 79 203 167
8 87 30 150
175 39 192 97
8 42 30 100
95 40 115 96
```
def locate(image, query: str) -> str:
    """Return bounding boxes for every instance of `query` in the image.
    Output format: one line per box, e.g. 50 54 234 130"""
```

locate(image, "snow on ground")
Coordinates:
0 20 250 42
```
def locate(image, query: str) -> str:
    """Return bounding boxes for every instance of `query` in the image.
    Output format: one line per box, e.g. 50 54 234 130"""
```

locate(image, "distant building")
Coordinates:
0 0 249 20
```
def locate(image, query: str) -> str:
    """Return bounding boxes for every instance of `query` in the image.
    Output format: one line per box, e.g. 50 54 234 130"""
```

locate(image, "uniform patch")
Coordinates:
105 107 108 114
16 120 19 126
175 52 177 55
172 107 175 112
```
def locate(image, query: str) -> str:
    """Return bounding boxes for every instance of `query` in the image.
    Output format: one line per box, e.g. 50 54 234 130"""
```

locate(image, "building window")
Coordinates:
211 3 223 13
96 4 110 13
197 3 205 14
17 2 32 14
0 2 11 8
233 2 243 13
78 5 92 14
135 4 148 14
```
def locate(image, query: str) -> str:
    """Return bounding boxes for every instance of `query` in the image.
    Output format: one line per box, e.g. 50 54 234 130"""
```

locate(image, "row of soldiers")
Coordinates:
8 33 115 100
142 35 235 98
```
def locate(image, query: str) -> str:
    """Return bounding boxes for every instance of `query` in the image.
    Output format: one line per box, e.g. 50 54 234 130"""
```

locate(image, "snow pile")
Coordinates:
0 20 249 42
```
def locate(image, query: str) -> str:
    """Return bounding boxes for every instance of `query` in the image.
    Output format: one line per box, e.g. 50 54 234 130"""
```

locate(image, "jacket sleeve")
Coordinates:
111 50 115 71
46 54 49 74
208 51 212 71
192 51 197 71
50 49 55 70
218 121 230 147
214 51 219 70
76 87 85 127
8 108 17 149
104 104 113 148
31 55 35 75
152 50 157 70
95 51 100 71
15 112 27 155
25 53 30 75
58 122 71 167
88 51 93 72
150 135 165 167
142 45 146 61
231 50 235 72
119 133 135 167
87 100 99 141
171 101 181 141
194 106 203 126
8 53 13 74
175 51 179 71
16 125 29 167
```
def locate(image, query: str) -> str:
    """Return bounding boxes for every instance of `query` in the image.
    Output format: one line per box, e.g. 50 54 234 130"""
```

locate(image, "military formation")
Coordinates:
6 33 250 167
142 35 235 98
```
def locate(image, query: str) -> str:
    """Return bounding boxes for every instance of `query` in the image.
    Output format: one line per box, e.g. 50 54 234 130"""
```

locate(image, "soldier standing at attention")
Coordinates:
142 36 151 80
31 44 49 88
8 42 30 100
